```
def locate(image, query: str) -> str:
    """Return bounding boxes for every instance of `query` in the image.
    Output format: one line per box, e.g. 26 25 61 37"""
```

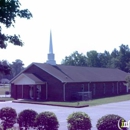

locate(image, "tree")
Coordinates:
0 0 32 74
17 109 38 130
0 107 17 130
10 59 24 77
87 50 100 67
67 112 92 130
62 51 87 66
96 114 127 130
0 60 10 75
0 0 32 49
98 51 111 68
118 44 130 72
36 111 59 130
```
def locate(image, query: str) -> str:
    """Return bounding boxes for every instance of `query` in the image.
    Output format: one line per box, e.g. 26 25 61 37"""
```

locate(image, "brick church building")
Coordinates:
10 31 128 101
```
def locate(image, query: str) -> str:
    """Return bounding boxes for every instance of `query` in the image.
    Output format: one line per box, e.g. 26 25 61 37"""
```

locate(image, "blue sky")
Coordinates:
0 0 130 67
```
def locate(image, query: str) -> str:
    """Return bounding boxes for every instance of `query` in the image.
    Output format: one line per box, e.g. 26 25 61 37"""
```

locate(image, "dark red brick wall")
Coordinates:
24 65 64 101
16 85 22 99
40 84 46 100
23 85 31 99
64 81 127 101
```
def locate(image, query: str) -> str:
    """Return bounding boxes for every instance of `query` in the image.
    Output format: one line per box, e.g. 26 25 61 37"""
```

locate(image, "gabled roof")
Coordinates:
10 62 127 83
11 73 44 84
34 63 127 82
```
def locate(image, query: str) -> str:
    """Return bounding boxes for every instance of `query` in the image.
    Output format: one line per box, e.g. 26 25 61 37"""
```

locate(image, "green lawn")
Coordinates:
14 94 130 107
0 97 14 101
0 85 10 95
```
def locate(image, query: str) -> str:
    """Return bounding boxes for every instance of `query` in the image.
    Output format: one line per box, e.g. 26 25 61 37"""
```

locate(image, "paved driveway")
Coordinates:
0 100 130 130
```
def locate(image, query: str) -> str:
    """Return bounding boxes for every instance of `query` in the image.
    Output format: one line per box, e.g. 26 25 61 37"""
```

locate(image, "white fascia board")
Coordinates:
12 73 35 85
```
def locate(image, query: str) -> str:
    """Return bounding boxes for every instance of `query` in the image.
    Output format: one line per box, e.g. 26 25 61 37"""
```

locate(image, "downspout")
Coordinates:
22 84 23 98
117 82 118 94
46 82 48 100
88 82 91 91
63 83 67 101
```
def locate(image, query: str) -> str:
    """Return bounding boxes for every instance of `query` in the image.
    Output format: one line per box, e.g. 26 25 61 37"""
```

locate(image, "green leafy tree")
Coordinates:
62 51 87 66
0 0 32 73
98 51 111 68
0 60 10 76
36 111 59 130
87 50 100 67
67 112 92 130
0 107 17 130
10 59 24 77
0 0 32 48
119 44 130 72
17 109 38 130
96 114 127 130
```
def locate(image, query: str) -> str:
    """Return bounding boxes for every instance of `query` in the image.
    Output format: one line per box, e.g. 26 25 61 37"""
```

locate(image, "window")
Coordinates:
112 83 114 93
93 84 96 95
103 83 106 94
81 84 84 92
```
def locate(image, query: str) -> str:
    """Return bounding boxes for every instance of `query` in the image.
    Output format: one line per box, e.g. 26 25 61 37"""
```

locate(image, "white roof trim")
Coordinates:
12 73 43 85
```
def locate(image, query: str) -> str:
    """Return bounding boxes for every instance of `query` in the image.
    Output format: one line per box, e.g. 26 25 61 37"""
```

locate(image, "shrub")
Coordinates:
35 111 59 130
0 107 17 130
96 114 127 130
17 109 38 130
67 112 92 130
5 91 10 95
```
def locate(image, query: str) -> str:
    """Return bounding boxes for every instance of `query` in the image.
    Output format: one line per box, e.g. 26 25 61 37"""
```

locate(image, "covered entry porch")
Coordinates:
11 73 48 101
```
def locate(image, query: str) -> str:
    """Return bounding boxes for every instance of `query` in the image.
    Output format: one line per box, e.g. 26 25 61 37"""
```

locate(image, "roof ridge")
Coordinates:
57 64 119 70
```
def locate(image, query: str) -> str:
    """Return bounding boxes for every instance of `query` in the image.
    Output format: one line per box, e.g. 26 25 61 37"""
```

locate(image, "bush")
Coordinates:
5 91 10 95
17 109 38 130
67 112 92 130
96 114 127 130
35 111 59 130
0 107 17 130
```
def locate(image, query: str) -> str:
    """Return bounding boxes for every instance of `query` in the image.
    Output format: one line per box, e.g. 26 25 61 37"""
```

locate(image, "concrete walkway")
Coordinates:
0 100 130 130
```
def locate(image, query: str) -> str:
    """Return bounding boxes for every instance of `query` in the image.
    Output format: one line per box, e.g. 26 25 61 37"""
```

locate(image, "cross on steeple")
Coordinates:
46 30 56 65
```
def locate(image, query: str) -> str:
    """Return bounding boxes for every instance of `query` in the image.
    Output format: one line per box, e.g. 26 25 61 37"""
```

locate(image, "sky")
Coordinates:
1 0 130 67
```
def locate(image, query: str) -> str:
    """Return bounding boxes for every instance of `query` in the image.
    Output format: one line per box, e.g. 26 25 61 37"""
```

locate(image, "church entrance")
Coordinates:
29 85 42 100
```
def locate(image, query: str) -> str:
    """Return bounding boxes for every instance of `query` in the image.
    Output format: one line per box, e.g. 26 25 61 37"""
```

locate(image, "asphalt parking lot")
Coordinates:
0 100 130 130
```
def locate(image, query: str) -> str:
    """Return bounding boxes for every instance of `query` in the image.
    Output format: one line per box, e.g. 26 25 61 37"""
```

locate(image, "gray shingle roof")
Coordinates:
34 63 127 83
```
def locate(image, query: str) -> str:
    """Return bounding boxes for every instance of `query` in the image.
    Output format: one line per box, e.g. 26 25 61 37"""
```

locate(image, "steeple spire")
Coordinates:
49 31 53 53
46 30 56 65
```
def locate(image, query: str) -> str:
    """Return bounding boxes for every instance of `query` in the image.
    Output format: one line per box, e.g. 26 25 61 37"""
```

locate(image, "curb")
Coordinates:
12 100 89 108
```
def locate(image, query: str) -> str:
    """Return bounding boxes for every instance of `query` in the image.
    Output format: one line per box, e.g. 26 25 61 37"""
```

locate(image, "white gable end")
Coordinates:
12 74 35 85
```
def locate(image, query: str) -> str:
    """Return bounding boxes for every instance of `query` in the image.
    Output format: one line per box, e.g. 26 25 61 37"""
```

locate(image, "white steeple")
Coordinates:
46 30 56 65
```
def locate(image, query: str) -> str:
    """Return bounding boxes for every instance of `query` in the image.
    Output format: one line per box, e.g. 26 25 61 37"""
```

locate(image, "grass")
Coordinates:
0 97 14 101
13 94 130 107
0 85 10 95
0 85 13 101
86 94 130 106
